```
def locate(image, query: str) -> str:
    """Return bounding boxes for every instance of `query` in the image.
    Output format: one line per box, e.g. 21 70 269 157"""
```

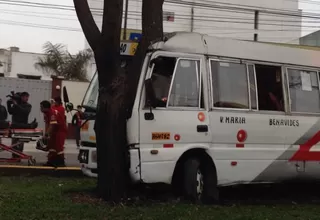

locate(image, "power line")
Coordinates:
0 4 313 29
0 0 319 19
0 19 82 32
0 0 317 39
0 17 310 33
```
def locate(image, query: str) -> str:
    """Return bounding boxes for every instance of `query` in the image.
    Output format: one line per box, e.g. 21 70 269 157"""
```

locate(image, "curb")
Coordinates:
0 165 85 178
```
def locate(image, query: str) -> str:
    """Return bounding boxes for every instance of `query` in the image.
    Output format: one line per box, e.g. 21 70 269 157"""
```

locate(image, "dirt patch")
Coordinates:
69 191 104 205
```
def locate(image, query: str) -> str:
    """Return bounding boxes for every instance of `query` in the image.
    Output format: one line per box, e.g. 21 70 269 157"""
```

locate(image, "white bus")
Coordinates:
76 32 320 203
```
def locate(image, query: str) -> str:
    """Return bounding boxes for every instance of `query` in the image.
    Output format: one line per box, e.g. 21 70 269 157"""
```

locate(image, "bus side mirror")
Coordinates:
63 86 70 103
144 78 156 120
63 86 74 112
145 78 157 109
149 58 156 68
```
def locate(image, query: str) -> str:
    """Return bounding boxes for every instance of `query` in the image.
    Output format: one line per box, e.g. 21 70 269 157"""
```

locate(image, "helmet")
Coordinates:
36 138 48 151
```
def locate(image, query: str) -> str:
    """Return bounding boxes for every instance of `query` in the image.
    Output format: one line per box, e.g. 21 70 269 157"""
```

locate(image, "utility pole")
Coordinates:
254 10 259 41
123 0 129 40
191 7 194 32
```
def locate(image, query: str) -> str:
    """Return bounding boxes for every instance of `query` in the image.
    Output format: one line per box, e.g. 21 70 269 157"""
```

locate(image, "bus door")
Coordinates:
138 52 212 182
284 66 320 176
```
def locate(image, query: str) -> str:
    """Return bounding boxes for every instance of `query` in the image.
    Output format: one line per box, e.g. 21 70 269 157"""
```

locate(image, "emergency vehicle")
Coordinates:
75 32 320 202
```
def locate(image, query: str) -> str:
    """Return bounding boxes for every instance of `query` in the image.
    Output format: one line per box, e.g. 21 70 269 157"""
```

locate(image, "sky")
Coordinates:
0 0 319 54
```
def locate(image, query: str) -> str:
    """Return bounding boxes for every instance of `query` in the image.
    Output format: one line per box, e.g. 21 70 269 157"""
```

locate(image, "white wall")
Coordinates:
0 50 9 75
87 0 301 44
10 52 50 79
61 80 90 123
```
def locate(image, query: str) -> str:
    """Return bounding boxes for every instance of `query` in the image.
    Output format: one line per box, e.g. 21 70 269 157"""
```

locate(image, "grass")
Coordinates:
0 176 320 220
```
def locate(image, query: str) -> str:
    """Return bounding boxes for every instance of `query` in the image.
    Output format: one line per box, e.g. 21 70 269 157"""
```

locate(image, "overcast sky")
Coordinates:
0 0 318 54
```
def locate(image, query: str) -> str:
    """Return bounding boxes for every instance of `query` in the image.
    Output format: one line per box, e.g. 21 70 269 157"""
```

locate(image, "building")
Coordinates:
0 47 49 79
85 0 301 49
299 30 320 47
0 46 95 80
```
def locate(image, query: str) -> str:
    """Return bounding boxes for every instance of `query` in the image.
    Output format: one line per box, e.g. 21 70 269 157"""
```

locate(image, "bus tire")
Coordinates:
183 157 219 204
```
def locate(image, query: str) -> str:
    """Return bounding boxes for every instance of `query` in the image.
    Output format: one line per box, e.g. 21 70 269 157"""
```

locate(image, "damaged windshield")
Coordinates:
82 71 98 110
81 57 133 111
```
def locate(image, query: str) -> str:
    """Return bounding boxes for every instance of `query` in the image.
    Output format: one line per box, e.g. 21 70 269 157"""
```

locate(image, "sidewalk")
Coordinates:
0 139 80 167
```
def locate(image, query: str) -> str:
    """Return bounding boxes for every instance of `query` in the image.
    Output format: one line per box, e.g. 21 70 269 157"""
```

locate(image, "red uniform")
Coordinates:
54 105 65 116
44 107 67 164
75 111 82 126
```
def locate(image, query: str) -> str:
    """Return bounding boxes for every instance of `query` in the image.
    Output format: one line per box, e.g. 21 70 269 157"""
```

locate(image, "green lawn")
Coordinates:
0 176 319 220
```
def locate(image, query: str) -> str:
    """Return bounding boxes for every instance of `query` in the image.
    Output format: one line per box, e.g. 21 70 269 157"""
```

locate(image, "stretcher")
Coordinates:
0 128 43 165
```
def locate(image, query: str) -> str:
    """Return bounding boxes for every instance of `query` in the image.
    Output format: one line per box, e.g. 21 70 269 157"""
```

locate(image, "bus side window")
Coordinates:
288 69 320 113
146 56 176 108
211 61 249 109
168 59 201 108
255 65 284 112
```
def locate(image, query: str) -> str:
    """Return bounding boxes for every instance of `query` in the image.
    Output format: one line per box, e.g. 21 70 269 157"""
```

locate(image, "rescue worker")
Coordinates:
53 96 65 116
72 105 83 147
0 98 7 145
40 100 67 167
7 92 31 159
0 98 7 121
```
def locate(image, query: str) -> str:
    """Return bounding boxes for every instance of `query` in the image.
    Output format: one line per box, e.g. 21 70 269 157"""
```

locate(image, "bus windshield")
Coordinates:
82 71 98 111
81 54 136 111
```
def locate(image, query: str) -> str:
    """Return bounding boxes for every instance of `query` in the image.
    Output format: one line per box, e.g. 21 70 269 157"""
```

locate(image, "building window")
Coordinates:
211 61 249 109
168 59 200 108
163 11 175 22
288 68 320 113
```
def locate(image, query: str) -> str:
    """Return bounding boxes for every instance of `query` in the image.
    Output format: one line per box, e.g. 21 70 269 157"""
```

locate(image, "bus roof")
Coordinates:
151 32 320 68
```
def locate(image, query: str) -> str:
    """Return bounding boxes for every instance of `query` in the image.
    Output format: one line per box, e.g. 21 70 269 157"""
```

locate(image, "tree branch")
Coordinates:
100 0 123 73
125 0 165 115
141 0 164 43
73 0 101 51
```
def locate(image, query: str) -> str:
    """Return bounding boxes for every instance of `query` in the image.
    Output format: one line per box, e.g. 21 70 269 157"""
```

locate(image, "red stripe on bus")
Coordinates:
236 144 244 148
163 144 174 148
290 130 320 161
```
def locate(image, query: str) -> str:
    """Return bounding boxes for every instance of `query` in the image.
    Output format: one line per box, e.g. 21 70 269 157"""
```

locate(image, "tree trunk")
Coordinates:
74 0 165 203
94 71 128 202
93 0 126 202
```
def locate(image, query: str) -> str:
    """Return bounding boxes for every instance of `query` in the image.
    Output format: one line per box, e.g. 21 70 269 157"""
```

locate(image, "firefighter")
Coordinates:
40 100 67 167
53 97 66 115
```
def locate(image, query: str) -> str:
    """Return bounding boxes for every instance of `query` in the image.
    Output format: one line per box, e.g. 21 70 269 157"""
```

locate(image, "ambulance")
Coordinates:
75 32 320 202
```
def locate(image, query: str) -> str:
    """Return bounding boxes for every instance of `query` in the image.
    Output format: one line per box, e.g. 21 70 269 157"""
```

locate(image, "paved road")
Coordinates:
0 139 80 167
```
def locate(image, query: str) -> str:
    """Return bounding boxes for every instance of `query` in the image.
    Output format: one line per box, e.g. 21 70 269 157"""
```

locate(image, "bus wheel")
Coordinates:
183 157 219 204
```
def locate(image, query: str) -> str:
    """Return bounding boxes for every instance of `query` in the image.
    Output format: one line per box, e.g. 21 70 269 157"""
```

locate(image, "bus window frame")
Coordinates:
166 57 202 109
285 65 320 116
209 58 252 112
209 57 290 115
142 51 207 111
246 63 259 111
